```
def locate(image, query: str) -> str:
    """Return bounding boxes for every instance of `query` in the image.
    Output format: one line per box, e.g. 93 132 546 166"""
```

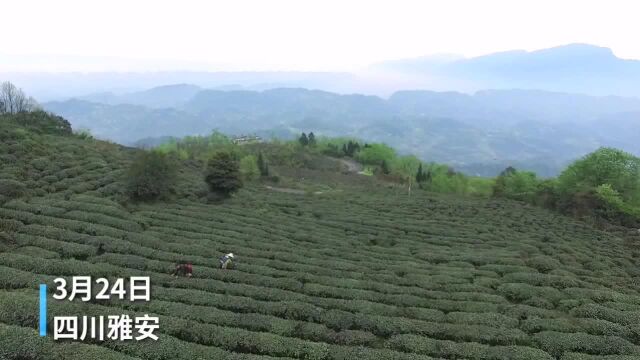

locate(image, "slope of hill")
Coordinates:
2 114 640 359
80 84 203 109
43 87 640 177
390 89 640 125
43 99 213 143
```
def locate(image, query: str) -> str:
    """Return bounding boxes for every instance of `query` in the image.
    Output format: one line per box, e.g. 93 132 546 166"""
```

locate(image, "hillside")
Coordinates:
44 87 640 177
80 84 203 109
2 114 640 359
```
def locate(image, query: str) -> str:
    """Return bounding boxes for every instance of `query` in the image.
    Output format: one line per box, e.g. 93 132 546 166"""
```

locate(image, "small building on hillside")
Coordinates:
232 135 263 145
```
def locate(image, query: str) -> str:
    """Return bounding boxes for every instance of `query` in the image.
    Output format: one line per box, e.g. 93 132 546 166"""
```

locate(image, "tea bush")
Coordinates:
533 331 636 357
0 178 26 199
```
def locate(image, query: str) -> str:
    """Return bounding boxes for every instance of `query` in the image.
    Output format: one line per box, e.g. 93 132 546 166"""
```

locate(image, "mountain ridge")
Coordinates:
373 43 640 96
43 86 640 177
6 43 640 99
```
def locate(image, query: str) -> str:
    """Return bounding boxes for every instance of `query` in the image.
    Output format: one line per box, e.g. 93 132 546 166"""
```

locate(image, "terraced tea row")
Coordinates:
2 188 640 359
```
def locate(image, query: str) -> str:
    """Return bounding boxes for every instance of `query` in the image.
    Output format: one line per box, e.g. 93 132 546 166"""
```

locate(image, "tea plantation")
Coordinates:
2 117 640 360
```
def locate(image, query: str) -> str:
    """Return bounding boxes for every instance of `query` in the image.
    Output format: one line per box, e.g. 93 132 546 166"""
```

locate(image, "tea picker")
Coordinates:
219 253 235 269
171 262 193 277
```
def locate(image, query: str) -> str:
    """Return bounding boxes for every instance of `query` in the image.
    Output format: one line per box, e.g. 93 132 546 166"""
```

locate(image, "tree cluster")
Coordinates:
342 141 360 157
0 82 38 114
127 148 247 202
299 132 317 147
126 151 177 201
493 148 640 226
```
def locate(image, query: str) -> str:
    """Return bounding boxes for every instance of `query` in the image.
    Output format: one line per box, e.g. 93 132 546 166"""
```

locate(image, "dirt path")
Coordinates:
338 158 364 173
264 185 307 195
263 185 327 195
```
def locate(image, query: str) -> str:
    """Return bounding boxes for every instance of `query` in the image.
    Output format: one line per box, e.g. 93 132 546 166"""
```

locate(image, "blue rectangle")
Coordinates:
39 284 47 337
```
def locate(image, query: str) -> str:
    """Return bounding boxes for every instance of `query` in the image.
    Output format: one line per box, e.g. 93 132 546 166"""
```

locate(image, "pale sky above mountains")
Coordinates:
2 0 640 72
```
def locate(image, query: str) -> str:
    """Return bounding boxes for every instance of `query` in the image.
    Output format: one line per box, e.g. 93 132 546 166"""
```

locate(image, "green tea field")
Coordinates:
2 117 640 360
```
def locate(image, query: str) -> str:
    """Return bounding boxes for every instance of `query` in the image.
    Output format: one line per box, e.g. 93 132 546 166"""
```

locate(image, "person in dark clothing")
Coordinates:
171 262 193 277
96 243 105 256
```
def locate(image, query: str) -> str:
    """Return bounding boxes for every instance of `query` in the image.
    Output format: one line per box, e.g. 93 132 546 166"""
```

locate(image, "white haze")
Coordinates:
1 0 640 72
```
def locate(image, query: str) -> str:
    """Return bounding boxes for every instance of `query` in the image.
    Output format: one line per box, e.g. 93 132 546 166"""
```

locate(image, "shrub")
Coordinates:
385 334 553 360
0 179 26 199
521 318 583 334
526 255 562 273
126 151 177 201
0 265 42 289
497 283 564 306
10 246 60 259
561 354 640 360
445 312 519 328
572 304 640 326
0 323 139 360
331 330 378 346
533 331 636 357
0 218 24 232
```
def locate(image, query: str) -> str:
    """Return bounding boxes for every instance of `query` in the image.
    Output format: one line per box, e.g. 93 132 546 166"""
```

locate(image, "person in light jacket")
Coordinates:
219 253 234 270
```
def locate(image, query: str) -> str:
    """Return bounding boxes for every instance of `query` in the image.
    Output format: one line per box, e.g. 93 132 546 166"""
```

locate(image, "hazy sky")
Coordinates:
3 0 640 71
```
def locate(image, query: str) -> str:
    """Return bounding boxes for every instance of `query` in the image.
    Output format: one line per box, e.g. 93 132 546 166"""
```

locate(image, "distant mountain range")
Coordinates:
13 43 640 176
6 43 640 100
80 84 203 109
2 72 357 102
373 44 640 97
44 86 640 177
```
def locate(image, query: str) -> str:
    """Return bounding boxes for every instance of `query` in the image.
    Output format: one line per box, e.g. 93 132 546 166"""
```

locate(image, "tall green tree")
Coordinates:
308 132 317 147
257 152 269 176
299 132 309 146
126 151 177 201
205 151 243 196
395 155 421 197
416 163 426 183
